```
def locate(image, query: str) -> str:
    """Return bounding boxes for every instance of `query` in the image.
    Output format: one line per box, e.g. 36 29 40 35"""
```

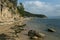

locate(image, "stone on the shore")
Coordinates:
28 30 36 36
48 28 56 32
28 30 46 40
32 36 38 40
35 32 46 38
14 24 26 28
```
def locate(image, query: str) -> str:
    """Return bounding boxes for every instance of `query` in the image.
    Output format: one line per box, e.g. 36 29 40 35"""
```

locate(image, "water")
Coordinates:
26 18 60 40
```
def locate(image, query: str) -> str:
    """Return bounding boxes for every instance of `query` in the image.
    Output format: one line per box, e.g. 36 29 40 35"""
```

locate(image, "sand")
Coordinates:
0 20 60 40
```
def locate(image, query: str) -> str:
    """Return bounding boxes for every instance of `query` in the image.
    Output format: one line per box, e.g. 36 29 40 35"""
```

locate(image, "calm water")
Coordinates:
27 18 60 40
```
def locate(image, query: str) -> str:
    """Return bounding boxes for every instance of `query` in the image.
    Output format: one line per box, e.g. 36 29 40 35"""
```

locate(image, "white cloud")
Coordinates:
23 1 60 16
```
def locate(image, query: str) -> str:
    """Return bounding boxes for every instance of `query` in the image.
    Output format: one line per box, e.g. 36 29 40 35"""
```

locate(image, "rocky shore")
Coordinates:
0 18 60 40
0 0 60 40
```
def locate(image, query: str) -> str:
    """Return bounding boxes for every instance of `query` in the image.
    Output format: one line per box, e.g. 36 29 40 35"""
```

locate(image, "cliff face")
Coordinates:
0 0 20 23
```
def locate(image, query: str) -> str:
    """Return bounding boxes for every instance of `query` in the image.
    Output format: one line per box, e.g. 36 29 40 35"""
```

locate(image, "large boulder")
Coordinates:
28 30 36 37
28 30 46 40
48 28 56 32
35 32 46 38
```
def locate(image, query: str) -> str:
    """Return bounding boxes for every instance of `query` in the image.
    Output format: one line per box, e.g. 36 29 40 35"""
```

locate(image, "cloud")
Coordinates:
23 1 60 16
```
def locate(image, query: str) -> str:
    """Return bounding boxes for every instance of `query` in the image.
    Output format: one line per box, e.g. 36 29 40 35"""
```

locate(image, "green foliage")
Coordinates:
17 3 47 18
24 11 47 18
17 3 25 17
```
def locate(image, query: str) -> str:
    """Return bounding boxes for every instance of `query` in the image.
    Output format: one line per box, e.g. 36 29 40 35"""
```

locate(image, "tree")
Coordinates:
17 3 25 17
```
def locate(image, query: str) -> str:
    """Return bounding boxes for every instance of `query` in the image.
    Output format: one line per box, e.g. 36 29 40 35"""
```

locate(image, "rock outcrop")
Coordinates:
0 0 24 25
0 0 25 33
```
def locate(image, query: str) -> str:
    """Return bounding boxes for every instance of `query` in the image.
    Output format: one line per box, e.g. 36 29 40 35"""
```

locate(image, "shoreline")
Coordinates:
0 18 60 40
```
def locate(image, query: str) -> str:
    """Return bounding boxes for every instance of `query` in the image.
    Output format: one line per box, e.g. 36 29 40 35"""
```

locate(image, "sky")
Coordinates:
18 0 60 16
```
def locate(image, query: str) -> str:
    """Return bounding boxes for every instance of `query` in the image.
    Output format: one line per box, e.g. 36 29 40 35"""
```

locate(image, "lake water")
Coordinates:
26 18 60 40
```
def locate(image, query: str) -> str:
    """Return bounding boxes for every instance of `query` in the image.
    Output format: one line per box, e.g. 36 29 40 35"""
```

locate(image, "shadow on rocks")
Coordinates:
0 33 15 40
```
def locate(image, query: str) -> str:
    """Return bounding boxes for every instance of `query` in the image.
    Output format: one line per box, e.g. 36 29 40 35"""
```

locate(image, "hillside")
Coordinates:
17 3 47 18
22 11 47 18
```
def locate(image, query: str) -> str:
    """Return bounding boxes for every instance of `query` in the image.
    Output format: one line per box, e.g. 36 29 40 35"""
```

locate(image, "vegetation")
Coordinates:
17 3 47 18
24 11 47 18
17 3 25 16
